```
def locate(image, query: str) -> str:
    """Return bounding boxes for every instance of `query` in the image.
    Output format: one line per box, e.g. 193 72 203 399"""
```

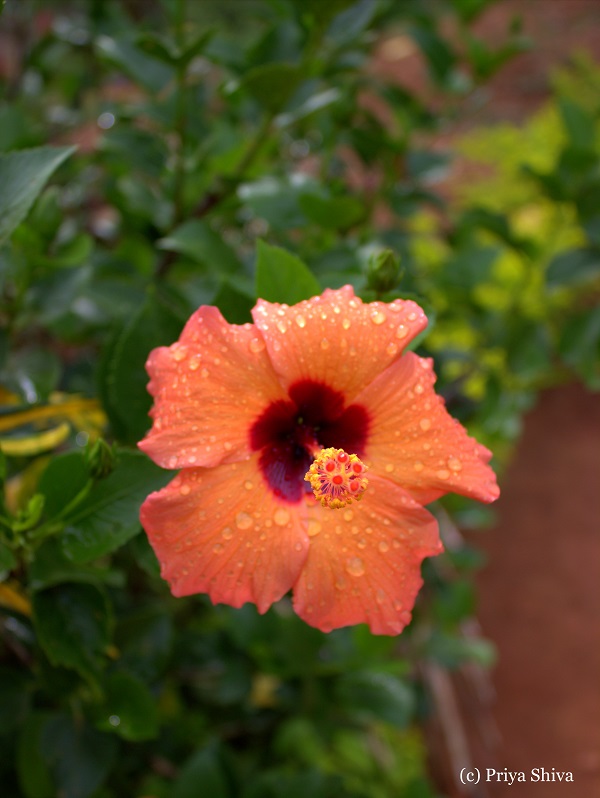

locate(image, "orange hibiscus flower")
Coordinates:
139 286 499 635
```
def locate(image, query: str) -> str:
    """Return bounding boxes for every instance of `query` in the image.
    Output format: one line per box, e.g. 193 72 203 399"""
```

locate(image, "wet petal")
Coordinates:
251 285 427 401
139 306 286 469
292 477 442 635
357 352 499 504
140 456 309 613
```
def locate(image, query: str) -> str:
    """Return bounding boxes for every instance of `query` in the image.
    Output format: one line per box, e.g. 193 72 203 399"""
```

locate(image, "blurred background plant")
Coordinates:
0 0 598 796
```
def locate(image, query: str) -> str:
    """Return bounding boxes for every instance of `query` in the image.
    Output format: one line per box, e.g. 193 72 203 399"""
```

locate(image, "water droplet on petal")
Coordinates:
274 508 290 526
396 324 408 339
244 480 253 490
213 543 224 554
320 338 330 350
335 575 347 590
343 509 354 522
307 519 322 537
346 557 365 577
249 337 265 353
384 463 394 473
342 318 351 330
371 310 386 325
276 320 287 334
189 356 201 371
437 469 450 480
420 418 431 431
414 383 424 394
180 484 191 496
295 314 306 328
448 456 463 472
413 460 424 472
222 527 233 540
200 368 209 378
376 588 386 605
386 342 398 356
378 540 390 553
236 512 253 530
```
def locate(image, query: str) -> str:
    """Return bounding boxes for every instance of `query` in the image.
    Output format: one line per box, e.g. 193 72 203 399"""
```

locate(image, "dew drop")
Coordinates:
414 383 424 394
249 337 265 353
413 460 424 472
408 311 418 321
384 463 394 473
335 576 347 590
222 527 233 540
213 543 224 554
386 342 398 356
342 318 351 330
274 508 290 527
420 418 431 431
200 368 209 378
396 324 408 339
172 345 187 362
320 338 330 350
448 456 463 472
343 509 354 522
276 320 287 334
295 314 306 328
273 340 282 352
189 356 201 371
346 557 365 577
294 542 303 551
437 469 450 480
376 588 386 605
180 484 191 496
371 310 386 325
244 480 253 490
235 512 253 530
357 538 367 549
223 441 233 451
307 519 322 537
378 540 390 553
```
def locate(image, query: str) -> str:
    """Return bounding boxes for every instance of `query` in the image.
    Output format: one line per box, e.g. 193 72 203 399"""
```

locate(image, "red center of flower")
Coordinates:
249 380 370 503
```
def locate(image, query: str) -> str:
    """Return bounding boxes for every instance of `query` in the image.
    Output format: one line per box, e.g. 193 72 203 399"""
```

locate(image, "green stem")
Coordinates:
28 479 95 543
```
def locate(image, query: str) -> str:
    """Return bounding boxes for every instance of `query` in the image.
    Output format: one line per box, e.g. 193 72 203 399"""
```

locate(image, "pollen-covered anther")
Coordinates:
304 447 369 509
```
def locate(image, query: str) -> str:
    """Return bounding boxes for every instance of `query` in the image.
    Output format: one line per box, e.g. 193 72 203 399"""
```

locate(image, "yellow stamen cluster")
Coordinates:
305 447 368 509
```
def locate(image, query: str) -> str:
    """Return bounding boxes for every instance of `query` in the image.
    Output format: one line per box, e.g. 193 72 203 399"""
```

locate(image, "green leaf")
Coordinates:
0 541 16 571
213 280 254 324
99 289 185 444
255 240 320 304
40 713 117 798
298 193 364 230
558 97 596 152
237 62 302 113
546 247 600 287
28 538 124 591
0 146 75 245
32 582 112 681
158 219 242 273
59 451 172 564
173 743 231 798
559 305 600 389
93 671 159 741
0 666 30 731
95 35 173 93
335 670 415 727
17 712 55 798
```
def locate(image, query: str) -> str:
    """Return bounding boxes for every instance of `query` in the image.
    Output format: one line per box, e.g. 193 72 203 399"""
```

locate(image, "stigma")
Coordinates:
305 448 368 509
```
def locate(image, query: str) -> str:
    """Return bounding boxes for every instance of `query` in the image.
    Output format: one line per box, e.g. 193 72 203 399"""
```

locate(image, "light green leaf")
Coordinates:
0 146 75 245
255 240 320 304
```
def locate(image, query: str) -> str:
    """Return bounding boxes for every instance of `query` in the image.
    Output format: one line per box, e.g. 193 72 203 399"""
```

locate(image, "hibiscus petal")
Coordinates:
140 456 309 613
251 285 427 401
139 306 286 469
292 476 442 635
356 352 500 504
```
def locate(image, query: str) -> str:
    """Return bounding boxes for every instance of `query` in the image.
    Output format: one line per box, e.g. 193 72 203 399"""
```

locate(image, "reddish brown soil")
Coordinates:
472 383 600 797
